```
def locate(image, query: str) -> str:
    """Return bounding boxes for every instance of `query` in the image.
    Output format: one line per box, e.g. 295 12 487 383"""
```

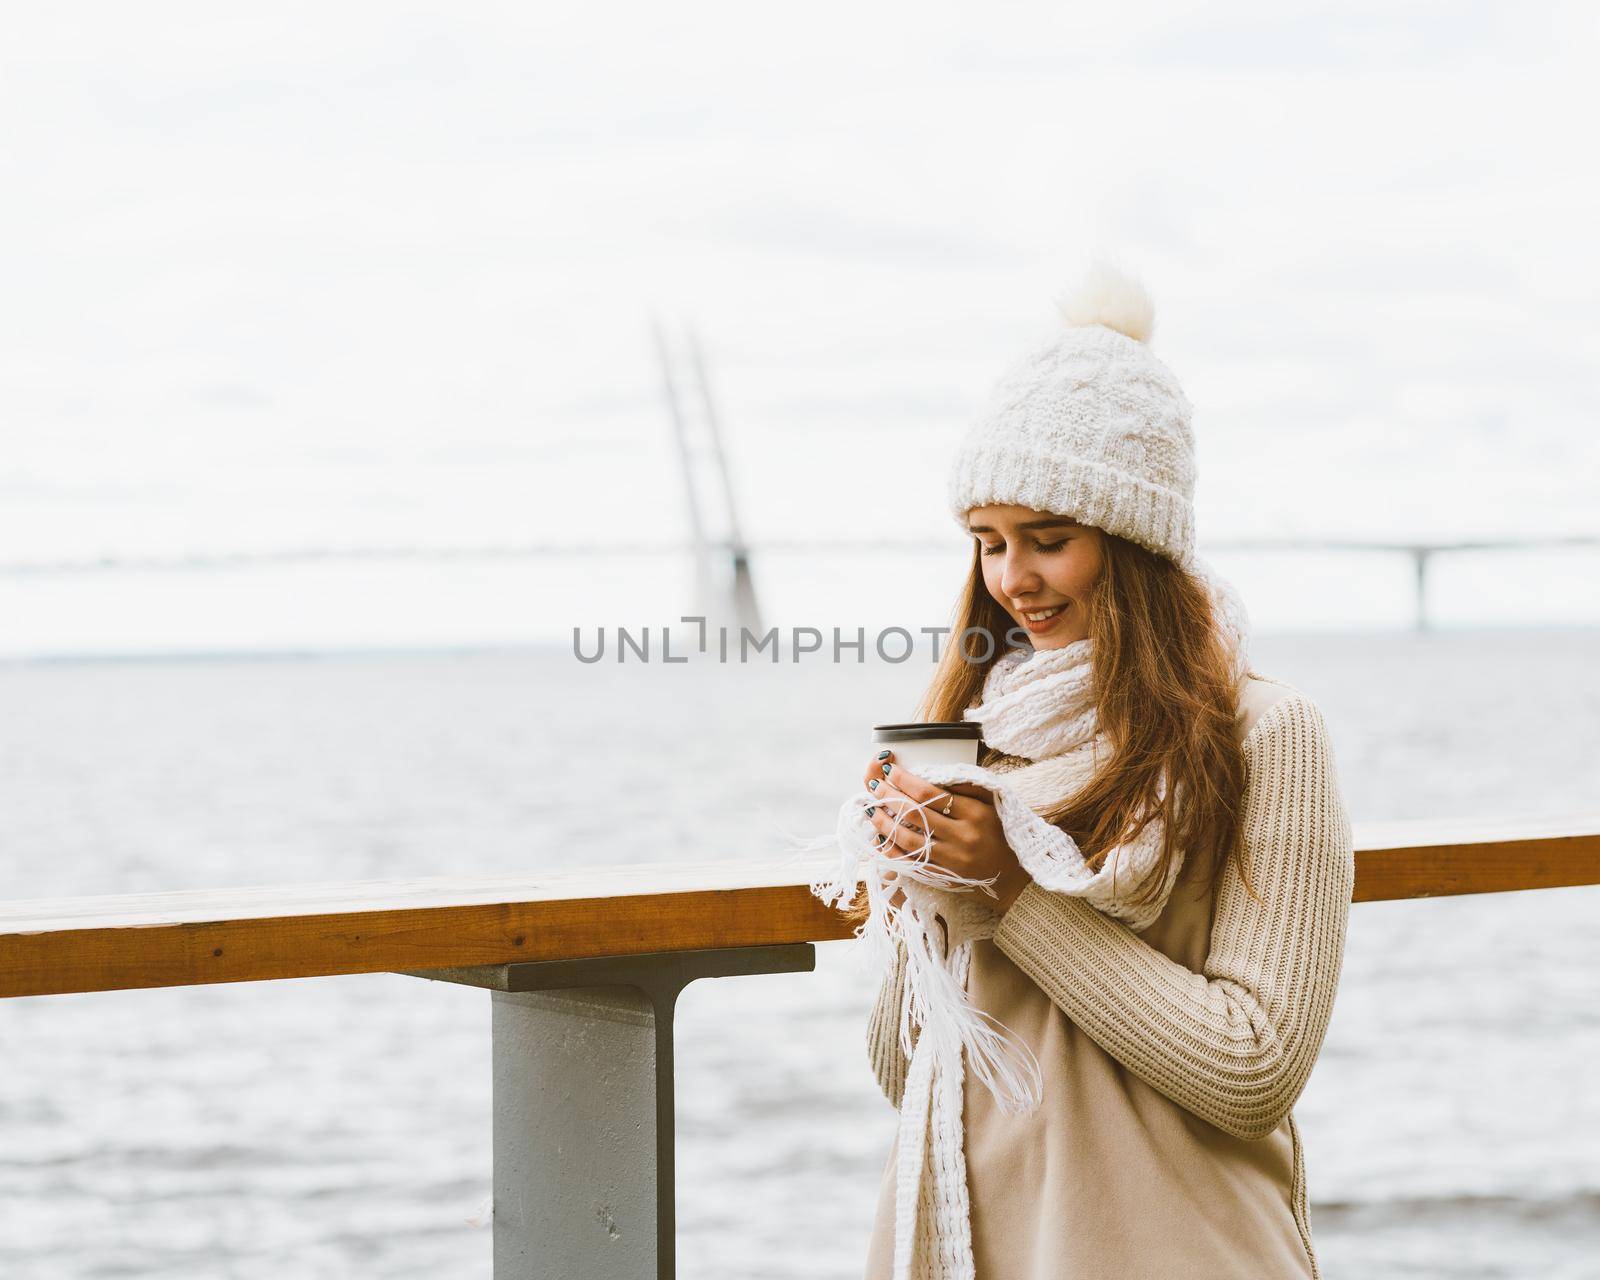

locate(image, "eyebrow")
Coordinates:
966 518 1080 533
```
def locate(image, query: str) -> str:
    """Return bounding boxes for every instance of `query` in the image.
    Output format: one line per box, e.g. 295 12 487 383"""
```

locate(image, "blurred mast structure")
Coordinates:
650 315 763 639
686 323 763 633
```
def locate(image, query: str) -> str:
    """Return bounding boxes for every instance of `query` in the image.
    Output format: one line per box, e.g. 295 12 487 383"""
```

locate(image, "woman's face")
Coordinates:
966 504 1105 648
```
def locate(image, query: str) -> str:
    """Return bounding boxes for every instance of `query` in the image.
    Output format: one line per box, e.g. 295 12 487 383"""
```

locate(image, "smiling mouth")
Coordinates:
1020 604 1067 622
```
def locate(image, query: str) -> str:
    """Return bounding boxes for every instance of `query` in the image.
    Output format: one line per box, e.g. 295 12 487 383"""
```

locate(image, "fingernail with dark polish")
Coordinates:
868 779 879 790
881 762 892 776
876 750 891 760
866 806 875 816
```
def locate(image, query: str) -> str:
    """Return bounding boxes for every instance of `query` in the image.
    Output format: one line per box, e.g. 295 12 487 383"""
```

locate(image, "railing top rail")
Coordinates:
3 815 1597 1000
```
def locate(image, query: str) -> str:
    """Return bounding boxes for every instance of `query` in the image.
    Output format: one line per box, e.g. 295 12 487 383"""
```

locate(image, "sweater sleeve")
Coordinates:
990 692 1355 1141
865 934 915 1107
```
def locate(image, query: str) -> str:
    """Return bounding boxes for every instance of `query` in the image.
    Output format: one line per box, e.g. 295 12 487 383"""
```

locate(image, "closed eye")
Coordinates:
979 539 1069 556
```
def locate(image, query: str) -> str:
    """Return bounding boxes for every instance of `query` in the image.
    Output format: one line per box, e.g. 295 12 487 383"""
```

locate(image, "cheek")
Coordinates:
1052 546 1102 595
980 558 1006 600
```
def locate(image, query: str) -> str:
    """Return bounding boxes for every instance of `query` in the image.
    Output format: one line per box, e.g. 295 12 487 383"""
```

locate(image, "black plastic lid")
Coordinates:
872 721 982 743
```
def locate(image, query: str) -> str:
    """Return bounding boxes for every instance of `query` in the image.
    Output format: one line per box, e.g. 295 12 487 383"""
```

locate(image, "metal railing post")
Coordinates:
404 943 815 1279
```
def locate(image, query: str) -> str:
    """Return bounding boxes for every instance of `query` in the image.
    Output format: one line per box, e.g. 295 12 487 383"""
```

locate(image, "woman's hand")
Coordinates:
861 750 1032 915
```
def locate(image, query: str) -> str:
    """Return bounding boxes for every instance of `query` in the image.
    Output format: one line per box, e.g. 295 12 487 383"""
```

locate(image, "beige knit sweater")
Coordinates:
862 675 1355 1279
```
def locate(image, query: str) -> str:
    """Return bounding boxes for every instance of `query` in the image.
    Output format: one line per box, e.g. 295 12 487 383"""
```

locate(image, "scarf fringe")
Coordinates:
809 760 1168 1120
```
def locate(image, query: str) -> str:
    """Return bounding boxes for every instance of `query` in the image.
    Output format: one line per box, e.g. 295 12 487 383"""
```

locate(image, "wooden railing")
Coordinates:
2 814 1598 1000
2 815 1597 1279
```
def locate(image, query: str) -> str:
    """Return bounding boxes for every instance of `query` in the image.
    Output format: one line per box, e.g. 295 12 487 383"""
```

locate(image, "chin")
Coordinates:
1029 628 1088 649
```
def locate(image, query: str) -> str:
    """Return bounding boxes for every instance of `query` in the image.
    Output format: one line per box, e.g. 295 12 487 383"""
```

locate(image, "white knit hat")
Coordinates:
946 261 1197 568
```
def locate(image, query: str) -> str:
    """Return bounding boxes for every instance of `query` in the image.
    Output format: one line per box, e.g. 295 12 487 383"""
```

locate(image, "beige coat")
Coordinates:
863 674 1355 1279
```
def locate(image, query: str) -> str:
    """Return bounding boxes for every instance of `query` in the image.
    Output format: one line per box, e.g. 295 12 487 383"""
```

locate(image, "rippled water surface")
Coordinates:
2 628 1597 1278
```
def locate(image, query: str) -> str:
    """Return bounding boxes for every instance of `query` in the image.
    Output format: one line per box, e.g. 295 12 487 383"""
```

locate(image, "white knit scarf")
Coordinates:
809 555 1252 1280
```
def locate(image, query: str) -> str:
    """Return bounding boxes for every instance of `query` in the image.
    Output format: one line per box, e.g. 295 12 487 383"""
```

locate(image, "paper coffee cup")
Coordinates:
871 721 982 773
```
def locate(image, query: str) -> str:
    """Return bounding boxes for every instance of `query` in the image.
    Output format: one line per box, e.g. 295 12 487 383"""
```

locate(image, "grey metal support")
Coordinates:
404 944 815 1279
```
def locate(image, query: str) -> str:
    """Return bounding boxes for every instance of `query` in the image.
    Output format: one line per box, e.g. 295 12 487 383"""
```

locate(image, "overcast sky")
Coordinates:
2 2 1597 653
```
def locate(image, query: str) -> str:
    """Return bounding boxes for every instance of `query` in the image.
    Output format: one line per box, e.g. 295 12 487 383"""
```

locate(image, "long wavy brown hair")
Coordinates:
845 531 1259 925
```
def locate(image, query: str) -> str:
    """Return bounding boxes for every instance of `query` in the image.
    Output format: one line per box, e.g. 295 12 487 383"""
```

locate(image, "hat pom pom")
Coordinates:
1055 260 1155 345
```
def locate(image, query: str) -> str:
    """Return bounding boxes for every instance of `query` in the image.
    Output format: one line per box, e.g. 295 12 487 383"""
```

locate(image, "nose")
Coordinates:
998 548 1042 601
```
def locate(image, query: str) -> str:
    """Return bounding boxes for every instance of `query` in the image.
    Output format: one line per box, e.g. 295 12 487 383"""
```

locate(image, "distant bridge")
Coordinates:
1 533 1594 632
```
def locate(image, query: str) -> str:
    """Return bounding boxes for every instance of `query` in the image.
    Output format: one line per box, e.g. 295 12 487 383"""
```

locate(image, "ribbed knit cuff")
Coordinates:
949 455 1195 566
865 935 913 1108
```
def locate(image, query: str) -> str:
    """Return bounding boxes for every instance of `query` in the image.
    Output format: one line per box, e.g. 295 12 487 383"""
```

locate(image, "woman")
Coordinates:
849 265 1355 1279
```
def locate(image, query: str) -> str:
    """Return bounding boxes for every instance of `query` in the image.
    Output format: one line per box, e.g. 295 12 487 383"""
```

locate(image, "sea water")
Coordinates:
0 628 1597 1278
